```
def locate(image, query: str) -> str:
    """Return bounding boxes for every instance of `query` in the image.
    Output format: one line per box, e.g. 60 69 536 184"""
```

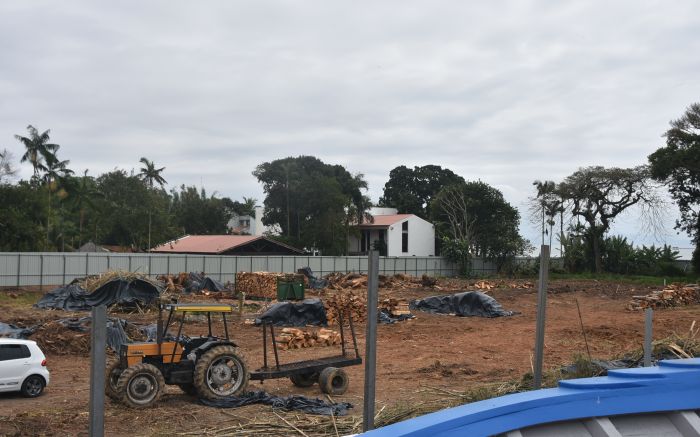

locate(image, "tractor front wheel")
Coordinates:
105 361 124 401
116 363 165 408
194 345 249 399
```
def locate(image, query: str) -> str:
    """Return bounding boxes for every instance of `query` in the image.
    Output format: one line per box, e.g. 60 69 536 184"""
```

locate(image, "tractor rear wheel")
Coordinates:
105 361 124 401
116 363 165 408
194 345 249 399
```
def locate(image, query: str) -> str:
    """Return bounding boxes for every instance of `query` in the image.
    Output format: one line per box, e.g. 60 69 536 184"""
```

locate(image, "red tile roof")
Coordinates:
150 235 304 254
359 214 413 228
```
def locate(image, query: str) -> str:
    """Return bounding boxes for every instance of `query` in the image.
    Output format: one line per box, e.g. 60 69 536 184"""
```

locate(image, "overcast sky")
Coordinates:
1 1 698 255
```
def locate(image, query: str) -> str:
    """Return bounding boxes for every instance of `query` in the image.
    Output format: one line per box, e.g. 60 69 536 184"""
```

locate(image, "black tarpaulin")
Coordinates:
254 298 328 327
184 272 226 294
297 267 329 289
409 291 514 317
198 390 353 416
35 279 161 311
0 321 36 338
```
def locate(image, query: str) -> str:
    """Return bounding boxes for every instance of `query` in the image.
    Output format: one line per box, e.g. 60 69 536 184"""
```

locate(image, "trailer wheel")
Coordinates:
319 367 349 395
194 345 249 399
290 371 318 388
116 363 165 408
105 360 124 401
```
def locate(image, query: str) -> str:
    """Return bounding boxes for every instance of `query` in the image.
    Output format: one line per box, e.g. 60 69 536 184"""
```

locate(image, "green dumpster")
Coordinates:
276 276 305 301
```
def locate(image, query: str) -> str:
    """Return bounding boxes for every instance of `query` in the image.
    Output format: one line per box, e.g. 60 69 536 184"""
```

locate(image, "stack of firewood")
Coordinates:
157 272 189 295
628 283 700 310
379 298 411 316
324 292 367 325
324 272 433 290
275 327 342 350
235 272 305 299
470 280 534 290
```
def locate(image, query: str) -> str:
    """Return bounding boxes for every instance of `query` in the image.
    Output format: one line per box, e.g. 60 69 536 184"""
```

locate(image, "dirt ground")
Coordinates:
1 278 698 436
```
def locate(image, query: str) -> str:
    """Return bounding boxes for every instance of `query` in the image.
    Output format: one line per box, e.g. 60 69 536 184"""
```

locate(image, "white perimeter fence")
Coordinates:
0 252 497 288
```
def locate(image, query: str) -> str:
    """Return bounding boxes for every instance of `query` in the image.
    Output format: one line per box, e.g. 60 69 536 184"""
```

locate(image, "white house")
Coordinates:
227 206 278 236
348 207 435 257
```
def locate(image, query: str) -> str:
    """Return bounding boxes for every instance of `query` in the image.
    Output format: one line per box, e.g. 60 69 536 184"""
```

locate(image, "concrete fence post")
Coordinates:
89 305 106 437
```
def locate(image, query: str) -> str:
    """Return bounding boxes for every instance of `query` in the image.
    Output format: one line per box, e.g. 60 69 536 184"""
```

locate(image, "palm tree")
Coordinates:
138 157 167 188
15 125 59 179
138 157 167 250
43 153 74 247
532 180 556 246
65 170 103 246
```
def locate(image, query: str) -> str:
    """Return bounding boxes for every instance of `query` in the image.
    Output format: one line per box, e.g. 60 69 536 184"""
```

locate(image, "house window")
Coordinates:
401 221 408 253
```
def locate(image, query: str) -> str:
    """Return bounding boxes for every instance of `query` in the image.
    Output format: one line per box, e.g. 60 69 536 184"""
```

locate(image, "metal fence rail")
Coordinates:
0 252 473 288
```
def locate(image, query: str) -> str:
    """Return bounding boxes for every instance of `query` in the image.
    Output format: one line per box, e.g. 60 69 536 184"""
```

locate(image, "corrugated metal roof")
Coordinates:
360 214 413 228
151 235 261 254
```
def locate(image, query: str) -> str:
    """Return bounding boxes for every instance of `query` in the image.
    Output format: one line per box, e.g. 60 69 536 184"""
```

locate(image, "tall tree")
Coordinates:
64 170 103 246
557 166 662 273
530 180 564 253
379 165 465 218
93 170 174 249
171 185 232 235
15 125 59 178
42 152 73 247
0 149 18 184
0 181 47 250
137 157 167 249
432 181 528 271
138 157 167 188
648 103 700 272
253 156 370 255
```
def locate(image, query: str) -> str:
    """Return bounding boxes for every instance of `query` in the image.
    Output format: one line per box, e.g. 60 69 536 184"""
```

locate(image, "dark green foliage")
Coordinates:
562 229 683 276
440 237 472 276
431 181 529 273
253 156 370 255
649 103 700 272
379 165 464 218
0 182 47 250
170 185 233 236
90 170 175 248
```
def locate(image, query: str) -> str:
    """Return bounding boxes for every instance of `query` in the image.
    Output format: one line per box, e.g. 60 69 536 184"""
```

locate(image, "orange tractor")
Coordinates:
106 303 247 407
107 302 362 408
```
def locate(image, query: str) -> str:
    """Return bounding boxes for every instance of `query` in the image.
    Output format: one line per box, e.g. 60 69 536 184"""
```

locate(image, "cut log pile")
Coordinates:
324 292 367 325
627 284 700 310
471 280 534 290
324 272 437 290
157 272 191 296
275 327 342 350
235 272 305 299
379 298 411 316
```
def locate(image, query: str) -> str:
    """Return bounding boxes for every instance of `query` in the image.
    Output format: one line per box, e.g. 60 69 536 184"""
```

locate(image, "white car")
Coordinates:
0 338 50 397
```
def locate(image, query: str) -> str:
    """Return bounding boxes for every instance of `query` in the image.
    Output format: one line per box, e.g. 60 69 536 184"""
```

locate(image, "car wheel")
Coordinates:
21 375 45 398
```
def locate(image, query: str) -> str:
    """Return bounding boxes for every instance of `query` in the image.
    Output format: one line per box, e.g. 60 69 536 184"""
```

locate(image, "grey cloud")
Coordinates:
1 0 699 251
